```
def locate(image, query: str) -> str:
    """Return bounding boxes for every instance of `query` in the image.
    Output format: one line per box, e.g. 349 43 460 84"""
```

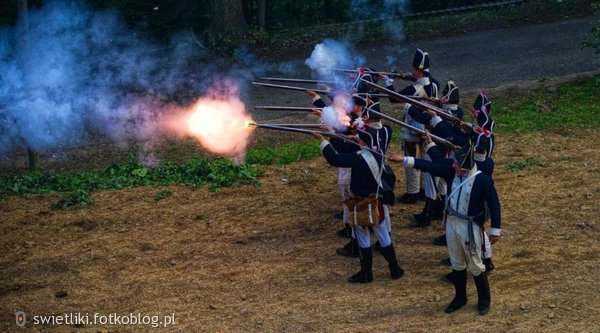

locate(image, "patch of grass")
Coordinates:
246 141 321 165
53 189 92 209
0 157 263 201
494 76 600 134
505 158 543 172
154 189 173 202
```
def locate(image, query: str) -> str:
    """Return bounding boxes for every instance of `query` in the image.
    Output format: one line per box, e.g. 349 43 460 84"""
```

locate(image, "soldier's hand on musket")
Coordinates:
305 90 320 99
317 83 331 93
311 109 322 117
424 109 437 117
387 154 404 163
421 131 433 144
469 109 478 121
382 74 394 87
370 72 382 82
489 235 500 245
311 132 325 141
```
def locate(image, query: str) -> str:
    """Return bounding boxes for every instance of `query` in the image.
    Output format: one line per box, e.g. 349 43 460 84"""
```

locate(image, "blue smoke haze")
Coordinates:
0 0 291 157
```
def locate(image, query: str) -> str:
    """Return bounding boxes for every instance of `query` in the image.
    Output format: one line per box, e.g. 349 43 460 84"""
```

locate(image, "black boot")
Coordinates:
397 192 418 204
440 257 452 266
473 272 491 315
432 234 447 246
348 247 373 283
430 197 444 220
445 269 467 314
379 244 404 279
484 258 495 273
413 198 432 227
442 271 454 283
418 189 426 201
336 238 359 258
336 224 352 238
373 240 381 252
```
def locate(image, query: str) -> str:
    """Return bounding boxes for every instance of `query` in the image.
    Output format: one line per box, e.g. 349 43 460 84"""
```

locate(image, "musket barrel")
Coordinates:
252 81 330 94
260 77 341 85
262 123 325 128
254 106 321 111
253 82 407 100
334 68 416 81
367 109 459 149
252 123 336 138
359 79 465 126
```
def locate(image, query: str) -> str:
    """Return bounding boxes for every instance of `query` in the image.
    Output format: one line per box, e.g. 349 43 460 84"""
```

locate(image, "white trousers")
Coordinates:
483 232 492 259
404 142 421 194
339 184 351 225
446 215 486 276
421 154 436 199
383 204 392 233
437 178 447 196
338 167 351 226
354 205 392 248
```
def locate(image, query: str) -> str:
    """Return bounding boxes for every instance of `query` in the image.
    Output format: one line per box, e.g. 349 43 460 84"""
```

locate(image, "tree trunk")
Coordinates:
17 0 39 171
208 0 247 41
257 0 266 30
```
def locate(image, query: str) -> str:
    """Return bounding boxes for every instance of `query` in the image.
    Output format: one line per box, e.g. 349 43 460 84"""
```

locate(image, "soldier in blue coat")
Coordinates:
313 123 403 284
390 143 502 315
405 81 469 227
382 49 440 204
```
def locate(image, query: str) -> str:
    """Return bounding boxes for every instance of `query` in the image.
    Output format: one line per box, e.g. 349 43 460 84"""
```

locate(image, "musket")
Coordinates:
366 109 460 150
252 81 388 98
259 77 342 85
254 106 322 112
359 79 475 132
248 123 385 156
252 82 431 101
248 122 337 138
334 68 416 81
261 123 326 128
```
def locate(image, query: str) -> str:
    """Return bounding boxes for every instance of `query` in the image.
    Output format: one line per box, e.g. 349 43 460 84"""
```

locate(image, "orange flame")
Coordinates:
185 97 254 159
161 94 254 161
333 94 352 127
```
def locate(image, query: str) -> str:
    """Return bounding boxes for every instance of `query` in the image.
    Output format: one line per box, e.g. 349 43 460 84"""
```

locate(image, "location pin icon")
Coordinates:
16 311 26 327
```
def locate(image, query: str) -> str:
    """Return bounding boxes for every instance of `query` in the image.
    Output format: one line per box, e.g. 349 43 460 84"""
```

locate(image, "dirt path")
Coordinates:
1 128 599 332
250 17 600 121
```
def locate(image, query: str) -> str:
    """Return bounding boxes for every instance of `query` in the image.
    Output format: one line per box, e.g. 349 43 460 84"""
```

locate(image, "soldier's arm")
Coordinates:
320 140 360 168
482 176 502 243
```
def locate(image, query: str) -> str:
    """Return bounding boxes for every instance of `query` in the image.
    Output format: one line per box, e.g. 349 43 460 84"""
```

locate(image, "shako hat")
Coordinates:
412 49 430 74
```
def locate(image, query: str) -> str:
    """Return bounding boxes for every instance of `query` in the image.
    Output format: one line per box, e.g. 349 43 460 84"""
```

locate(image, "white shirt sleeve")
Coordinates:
490 228 502 236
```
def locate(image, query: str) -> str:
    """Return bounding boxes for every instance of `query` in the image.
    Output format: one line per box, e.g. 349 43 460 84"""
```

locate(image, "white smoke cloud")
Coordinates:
320 94 353 132
304 39 366 78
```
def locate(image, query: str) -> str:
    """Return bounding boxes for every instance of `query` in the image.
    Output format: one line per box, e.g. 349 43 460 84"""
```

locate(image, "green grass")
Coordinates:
246 141 321 165
493 76 600 134
154 189 173 202
505 158 543 172
0 157 262 205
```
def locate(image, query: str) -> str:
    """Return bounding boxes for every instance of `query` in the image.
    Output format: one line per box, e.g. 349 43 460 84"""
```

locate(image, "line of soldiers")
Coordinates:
308 49 502 315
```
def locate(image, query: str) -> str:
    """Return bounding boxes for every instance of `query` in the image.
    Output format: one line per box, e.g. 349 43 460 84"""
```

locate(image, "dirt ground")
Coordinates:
1 116 600 332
